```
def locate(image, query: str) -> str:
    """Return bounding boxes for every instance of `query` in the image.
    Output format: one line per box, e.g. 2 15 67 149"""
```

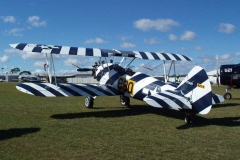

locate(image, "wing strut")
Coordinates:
45 53 57 85
163 61 167 83
50 53 57 85
166 61 177 82
126 58 136 68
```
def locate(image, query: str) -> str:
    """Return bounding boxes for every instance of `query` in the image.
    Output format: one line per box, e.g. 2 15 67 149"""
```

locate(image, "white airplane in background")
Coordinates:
10 43 224 124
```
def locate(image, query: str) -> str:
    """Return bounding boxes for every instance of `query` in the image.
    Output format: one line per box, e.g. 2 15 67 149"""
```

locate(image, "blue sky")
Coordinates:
1 0 240 76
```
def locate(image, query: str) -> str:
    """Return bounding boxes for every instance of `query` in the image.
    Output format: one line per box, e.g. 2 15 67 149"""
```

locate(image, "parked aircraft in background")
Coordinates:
220 64 240 99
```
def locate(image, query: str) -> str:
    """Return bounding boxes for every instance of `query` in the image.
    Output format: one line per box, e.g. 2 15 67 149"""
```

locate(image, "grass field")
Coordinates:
1 82 240 159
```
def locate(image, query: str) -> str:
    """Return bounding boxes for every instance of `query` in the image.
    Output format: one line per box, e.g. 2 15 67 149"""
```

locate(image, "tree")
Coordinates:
19 71 31 75
10 67 20 74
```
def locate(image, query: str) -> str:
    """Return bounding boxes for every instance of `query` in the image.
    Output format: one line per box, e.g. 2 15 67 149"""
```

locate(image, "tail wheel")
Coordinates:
185 113 194 124
224 93 232 100
85 96 94 108
185 116 192 124
120 95 130 107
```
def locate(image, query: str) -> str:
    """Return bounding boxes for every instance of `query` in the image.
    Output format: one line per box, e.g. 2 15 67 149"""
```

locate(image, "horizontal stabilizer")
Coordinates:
212 93 224 105
143 90 191 110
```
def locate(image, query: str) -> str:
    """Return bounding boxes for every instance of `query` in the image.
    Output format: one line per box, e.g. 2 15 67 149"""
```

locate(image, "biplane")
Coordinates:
10 43 224 124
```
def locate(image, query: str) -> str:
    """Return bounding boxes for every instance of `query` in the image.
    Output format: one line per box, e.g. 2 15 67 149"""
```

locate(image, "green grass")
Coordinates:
1 82 240 159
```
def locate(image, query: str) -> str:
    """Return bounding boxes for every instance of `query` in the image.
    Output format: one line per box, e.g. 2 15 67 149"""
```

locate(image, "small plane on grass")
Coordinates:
220 63 240 99
10 43 224 124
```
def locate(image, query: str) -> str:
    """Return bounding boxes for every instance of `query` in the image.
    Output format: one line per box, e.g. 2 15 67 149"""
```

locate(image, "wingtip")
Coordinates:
9 43 18 48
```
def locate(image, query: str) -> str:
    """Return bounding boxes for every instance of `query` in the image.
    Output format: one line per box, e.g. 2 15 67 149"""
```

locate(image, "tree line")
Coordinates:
9 67 31 75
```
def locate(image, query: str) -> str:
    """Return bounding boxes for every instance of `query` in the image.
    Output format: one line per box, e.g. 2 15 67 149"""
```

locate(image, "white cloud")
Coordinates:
195 46 203 50
180 31 196 41
120 42 136 48
5 48 60 61
134 18 179 32
198 54 234 67
168 34 178 41
181 47 188 51
84 38 107 44
219 54 232 60
236 52 240 56
119 35 132 41
219 54 234 64
1 16 16 23
4 48 24 56
144 37 161 44
2 28 24 36
27 16 46 27
22 52 45 60
218 23 236 34
158 49 166 53
0 55 9 62
33 61 46 67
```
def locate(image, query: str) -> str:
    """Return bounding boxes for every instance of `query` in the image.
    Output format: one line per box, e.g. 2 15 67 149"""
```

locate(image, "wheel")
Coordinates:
120 95 130 107
185 116 192 124
224 93 232 100
85 96 94 108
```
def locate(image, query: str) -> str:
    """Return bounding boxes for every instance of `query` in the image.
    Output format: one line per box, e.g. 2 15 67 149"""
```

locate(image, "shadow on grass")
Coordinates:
0 128 41 141
51 105 240 129
177 116 240 129
51 105 183 119
212 103 240 108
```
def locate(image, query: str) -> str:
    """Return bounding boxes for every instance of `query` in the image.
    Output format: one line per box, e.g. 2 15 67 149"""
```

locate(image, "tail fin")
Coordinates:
177 66 212 114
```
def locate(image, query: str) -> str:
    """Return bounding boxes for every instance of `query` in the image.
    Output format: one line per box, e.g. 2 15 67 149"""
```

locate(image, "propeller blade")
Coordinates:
77 68 93 72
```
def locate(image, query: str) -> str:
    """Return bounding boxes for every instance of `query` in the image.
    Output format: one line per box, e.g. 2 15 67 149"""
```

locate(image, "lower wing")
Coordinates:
16 83 122 97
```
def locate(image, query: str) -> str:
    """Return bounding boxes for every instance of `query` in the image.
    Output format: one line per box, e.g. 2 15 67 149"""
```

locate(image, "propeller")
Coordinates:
77 68 93 72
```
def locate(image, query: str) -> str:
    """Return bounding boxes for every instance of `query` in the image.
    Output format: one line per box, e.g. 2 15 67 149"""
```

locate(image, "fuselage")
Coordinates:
95 63 176 101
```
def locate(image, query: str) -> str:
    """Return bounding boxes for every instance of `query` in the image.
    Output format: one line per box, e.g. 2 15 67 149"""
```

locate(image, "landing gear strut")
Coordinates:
85 96 94 108
120 95 130 107
224 85 232 100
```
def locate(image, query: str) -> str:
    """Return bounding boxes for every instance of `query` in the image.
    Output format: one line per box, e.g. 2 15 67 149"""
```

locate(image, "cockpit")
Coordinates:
113 63 135 76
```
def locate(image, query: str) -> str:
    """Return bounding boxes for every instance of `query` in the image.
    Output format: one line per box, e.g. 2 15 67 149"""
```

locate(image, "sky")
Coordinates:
1 0 240 76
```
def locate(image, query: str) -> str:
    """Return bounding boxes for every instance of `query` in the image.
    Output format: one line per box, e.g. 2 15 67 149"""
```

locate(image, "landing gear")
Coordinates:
224 92 232 100
85 96 94 108
120 95 130 107
224 85 232 100
185 113 194 124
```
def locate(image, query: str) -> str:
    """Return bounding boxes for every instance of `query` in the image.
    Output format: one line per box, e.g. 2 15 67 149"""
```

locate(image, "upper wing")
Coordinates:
10 43 192 61
16 83 122 97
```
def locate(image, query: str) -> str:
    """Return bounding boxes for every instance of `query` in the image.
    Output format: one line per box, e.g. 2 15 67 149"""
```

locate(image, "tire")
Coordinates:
185 115 193 124
85 96 94 108
224 93 232 100
120 95 130 107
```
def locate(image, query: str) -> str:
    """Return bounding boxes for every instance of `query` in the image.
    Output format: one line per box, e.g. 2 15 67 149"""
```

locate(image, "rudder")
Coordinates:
177 66 212 114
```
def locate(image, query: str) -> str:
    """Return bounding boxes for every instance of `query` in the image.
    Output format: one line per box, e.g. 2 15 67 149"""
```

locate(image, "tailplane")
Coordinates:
177 66 212 114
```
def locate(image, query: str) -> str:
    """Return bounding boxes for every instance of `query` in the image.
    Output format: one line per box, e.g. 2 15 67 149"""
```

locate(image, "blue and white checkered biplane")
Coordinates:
10 43 224 124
